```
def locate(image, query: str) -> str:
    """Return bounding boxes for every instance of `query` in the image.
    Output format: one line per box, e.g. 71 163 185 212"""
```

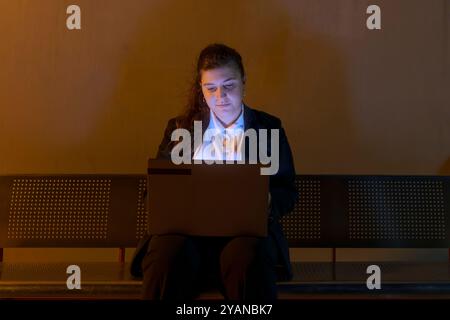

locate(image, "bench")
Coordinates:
1 174 449 299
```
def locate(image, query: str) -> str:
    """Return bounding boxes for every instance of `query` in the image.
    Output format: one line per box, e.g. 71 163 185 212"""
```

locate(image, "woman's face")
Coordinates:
200 64 245 126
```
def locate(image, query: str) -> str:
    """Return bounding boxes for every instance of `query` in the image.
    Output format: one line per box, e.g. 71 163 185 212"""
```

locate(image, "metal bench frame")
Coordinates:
1 174 449 298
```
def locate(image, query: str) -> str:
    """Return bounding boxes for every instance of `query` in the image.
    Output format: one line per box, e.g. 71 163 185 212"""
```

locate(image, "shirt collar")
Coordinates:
208 103 244 131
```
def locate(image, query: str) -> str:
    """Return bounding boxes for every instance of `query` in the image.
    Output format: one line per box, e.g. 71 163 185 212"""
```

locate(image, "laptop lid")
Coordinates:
147 159 269 237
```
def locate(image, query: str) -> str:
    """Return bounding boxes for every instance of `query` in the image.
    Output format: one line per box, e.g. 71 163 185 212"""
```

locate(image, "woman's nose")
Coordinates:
216 86 226 98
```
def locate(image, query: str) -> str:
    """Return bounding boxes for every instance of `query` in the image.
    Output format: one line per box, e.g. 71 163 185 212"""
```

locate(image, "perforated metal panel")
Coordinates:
0 175 145 247
8 178 111 240
281 178 321 241
135 178 148 239
348 180 446 241
280 175 450 247
1 174 449 249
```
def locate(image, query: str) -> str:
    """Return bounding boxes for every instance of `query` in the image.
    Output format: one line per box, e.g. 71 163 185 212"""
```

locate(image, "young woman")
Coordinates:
130 43 297 300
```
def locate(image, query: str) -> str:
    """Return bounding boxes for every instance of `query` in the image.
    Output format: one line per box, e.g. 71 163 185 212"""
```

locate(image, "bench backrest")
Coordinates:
283 175 450 248
0 175 146 247
1 174 449 248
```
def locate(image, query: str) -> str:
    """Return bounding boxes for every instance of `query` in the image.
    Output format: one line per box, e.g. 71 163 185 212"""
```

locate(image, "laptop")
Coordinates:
146 159 269 237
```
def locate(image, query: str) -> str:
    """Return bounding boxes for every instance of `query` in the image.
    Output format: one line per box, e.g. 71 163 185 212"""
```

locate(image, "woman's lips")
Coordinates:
216 103 230 107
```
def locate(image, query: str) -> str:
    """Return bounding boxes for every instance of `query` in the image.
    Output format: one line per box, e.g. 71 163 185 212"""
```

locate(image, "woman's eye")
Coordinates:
207 88 216 92
224 85 234 90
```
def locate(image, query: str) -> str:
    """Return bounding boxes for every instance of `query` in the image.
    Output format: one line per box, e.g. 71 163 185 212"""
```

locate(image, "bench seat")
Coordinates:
2 261 450 299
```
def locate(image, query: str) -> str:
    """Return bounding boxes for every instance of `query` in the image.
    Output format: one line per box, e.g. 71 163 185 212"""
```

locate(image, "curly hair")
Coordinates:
176 43 246 130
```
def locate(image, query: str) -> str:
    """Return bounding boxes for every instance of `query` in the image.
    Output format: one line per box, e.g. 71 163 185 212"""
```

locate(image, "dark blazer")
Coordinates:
130 104 298 281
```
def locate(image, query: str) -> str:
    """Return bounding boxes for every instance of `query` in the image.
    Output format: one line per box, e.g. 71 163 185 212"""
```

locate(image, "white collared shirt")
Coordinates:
193 104 245 161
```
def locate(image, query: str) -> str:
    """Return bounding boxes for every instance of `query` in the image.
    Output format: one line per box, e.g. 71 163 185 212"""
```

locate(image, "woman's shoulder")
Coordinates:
246 105 282 129
164 116 183 130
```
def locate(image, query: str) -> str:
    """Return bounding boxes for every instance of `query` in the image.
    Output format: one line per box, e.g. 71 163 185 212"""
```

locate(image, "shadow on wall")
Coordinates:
438 157 450 175
233 1 357 174
261 24 356 174
87 0 356 174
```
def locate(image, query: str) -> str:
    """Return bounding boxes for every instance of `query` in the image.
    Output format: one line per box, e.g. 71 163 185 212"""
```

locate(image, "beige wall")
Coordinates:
1 0 449 262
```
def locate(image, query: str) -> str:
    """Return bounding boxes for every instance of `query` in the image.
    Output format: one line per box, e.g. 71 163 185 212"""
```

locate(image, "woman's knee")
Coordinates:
141 235 203 300
219 237 278 300
142 234 200 274
220 237 276 275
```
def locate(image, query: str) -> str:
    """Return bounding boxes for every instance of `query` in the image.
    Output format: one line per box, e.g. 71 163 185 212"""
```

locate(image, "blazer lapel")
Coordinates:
243 104 259 162
243 104 256 132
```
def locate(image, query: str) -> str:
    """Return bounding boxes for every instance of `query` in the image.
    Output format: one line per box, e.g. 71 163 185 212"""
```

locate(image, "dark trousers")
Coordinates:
141 234 278 300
